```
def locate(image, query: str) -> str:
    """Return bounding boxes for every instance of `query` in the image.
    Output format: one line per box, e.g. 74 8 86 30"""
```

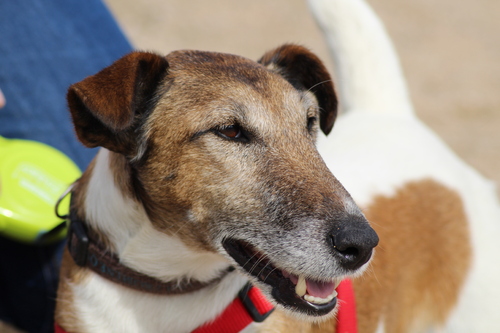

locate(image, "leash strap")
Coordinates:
336 279 358 333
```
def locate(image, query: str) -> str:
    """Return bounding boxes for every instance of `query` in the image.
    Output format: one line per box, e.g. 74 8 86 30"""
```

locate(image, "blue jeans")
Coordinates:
0 1 132 331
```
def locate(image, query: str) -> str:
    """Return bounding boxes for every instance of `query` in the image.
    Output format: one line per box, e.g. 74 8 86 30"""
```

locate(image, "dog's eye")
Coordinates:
307 116 317 132
216 124 247 142
219 125 241 138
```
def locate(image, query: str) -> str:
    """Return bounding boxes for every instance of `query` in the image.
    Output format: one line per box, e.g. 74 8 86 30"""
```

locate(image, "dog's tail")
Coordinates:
308 0 414 116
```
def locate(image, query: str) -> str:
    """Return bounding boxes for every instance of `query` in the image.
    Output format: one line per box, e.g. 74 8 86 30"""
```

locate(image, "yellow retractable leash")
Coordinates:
0 136 81 244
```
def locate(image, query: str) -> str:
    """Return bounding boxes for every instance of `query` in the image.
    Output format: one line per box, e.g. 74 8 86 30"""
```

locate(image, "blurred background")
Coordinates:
105 0 500 186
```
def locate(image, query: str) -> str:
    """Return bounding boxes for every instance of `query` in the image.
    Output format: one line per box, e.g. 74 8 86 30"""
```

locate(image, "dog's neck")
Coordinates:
64 148 249 332
80 149 233 282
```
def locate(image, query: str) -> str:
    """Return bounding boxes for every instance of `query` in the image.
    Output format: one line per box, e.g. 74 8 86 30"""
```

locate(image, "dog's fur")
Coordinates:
55 45 378 332
55 0 500 332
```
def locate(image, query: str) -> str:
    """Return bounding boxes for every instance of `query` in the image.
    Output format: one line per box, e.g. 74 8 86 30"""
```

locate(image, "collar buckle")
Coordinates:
238 283 274 323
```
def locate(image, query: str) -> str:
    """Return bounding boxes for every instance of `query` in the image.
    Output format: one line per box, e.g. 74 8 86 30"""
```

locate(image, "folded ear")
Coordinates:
258 44 337 135
67 51 169 155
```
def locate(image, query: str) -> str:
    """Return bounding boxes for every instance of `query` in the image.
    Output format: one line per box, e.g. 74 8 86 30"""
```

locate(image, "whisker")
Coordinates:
242 251 260 271
255 258 273 279
248 253 269 276
263 266 279 283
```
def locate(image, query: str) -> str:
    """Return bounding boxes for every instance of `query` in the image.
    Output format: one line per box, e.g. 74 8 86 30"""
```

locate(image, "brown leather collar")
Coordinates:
67 212 234 295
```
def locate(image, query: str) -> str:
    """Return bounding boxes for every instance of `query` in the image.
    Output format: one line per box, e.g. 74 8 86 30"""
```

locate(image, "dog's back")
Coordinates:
310 0 500 331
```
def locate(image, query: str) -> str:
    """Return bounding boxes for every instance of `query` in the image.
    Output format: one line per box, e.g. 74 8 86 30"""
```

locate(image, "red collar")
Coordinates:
192 283 274 333
55 280 357 333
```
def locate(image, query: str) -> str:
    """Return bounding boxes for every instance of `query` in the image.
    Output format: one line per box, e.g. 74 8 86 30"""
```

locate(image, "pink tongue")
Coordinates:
305 280 336 299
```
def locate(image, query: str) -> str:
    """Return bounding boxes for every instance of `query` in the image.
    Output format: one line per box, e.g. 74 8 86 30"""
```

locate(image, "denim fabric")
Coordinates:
0 0 132 170
0 1 132 332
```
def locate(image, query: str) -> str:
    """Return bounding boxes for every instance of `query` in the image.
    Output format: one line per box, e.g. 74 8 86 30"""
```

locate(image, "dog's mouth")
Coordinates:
222 238 340 317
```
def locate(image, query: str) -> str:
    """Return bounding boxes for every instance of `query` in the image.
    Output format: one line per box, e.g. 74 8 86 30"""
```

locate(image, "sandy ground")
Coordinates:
105 0 500 187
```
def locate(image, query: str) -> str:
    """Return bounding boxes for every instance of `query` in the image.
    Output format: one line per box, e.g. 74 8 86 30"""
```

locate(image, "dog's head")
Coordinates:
67 45 378 319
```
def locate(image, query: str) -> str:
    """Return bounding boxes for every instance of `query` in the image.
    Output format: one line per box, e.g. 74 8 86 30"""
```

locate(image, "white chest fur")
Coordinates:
72 149 249 332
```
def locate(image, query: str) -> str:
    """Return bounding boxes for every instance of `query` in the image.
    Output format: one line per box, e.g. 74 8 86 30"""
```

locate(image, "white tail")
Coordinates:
308 0 414 116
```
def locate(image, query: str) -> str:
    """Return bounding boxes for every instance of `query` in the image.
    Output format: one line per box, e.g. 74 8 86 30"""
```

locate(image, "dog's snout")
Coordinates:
329 218 379 271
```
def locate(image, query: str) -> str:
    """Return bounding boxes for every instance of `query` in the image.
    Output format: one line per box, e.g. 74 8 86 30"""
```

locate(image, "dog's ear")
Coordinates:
258 44 337 135
67 51 169 155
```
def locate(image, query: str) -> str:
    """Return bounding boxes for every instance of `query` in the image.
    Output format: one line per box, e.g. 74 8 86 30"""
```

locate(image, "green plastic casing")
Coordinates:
0 136 81 244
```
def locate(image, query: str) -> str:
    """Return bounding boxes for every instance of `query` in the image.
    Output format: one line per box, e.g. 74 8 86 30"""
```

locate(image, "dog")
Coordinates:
309 0 500 332
54 44 379 333
55 1 500 332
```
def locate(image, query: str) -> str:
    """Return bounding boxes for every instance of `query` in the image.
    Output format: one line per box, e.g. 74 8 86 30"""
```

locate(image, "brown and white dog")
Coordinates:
55 1 500 333
55 44 379 332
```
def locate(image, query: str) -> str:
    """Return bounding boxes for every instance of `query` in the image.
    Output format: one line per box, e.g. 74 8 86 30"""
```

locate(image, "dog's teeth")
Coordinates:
295 275 307 297
335 279 342 288
304 290 338 305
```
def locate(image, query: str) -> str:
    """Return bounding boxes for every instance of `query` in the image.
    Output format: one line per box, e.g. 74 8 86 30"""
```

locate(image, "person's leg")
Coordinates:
0 1 132 332
0 0 132 169
0 238 65 333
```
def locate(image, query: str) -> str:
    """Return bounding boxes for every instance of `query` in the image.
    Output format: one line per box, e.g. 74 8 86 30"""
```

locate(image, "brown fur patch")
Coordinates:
54 249 90 332
354 179 472 332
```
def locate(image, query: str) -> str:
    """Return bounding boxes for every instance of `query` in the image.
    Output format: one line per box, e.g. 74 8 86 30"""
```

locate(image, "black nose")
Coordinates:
330 220 379 271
